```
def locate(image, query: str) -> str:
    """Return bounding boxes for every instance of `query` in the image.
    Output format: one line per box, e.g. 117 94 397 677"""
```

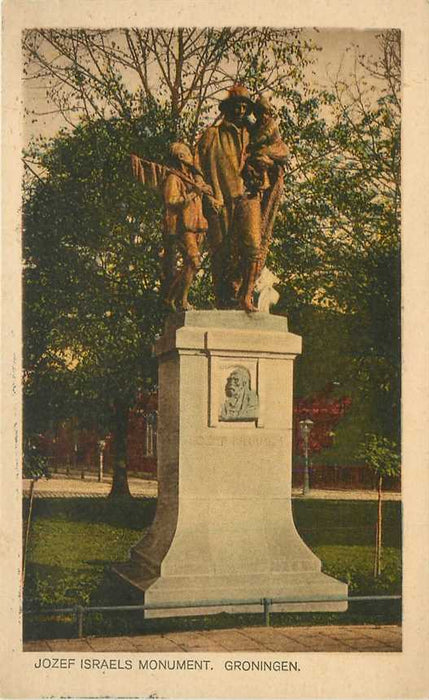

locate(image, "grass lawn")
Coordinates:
23 497 401 639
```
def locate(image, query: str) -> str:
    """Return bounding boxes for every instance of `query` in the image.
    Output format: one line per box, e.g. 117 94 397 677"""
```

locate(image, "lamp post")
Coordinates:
299 418 314 496
98 439 106 483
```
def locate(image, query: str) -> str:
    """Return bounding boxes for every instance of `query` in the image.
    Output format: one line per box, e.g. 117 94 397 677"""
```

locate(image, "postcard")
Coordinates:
2 0 429 698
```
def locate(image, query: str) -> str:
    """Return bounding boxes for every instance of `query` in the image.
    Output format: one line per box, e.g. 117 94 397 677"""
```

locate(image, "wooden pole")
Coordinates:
22 479 35 586
374 511 379 577
376 475 383 576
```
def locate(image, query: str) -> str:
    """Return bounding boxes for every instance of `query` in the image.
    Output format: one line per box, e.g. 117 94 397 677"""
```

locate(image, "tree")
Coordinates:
270 30 401 441
22 29 401 484
358 434 401 576
23 115 172 495
22 28 319 495
23 28 315 142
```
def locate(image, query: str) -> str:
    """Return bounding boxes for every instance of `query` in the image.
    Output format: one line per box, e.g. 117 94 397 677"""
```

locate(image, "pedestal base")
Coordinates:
114 566 348 618
114 311 348 617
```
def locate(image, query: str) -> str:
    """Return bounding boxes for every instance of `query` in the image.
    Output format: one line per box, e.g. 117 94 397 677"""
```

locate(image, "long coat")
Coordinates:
195 119 250 241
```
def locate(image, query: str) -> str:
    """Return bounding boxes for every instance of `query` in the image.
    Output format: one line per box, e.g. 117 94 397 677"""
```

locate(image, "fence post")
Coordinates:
75 605 84 638
263 598 271 626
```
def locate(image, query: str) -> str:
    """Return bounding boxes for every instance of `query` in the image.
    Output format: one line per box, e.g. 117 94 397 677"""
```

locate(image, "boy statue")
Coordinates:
161 142 218 311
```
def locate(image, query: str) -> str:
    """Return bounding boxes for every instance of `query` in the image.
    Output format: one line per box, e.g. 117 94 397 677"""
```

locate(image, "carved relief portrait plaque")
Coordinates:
219 365 259 422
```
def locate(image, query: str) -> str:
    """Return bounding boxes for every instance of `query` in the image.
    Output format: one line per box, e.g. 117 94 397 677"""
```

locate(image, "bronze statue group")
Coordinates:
131 85 289 313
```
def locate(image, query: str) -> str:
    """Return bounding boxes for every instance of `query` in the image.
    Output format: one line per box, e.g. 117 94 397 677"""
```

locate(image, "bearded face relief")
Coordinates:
219 366 259 422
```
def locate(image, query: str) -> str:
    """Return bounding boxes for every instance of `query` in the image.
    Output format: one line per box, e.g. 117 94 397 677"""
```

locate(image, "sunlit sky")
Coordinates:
23 28 383 145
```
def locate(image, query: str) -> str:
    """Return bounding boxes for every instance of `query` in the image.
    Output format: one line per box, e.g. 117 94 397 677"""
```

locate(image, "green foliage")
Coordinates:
24 497 156 609
356 433 401 578
23 440 50 480
315 545 401 594
357 434 401 478
288 305 399 461
22 29 317 441
270 31 401 446
293 499 401 548
23 497 401 638
23 116 177 436
22 29 401 462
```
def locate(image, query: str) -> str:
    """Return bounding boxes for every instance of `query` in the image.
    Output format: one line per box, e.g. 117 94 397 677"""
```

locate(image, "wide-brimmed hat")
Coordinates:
219 85 254 112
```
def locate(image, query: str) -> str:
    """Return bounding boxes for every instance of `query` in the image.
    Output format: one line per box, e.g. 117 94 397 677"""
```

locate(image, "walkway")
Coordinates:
24 624 401 653
23 476 401 501
23 475 158 498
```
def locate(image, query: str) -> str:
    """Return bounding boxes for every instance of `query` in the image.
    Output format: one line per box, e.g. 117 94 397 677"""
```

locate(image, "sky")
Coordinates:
23 28 383 145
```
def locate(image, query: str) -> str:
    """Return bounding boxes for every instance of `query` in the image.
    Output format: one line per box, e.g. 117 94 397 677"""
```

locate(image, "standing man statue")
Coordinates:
196 86 288 312
195 85 254 309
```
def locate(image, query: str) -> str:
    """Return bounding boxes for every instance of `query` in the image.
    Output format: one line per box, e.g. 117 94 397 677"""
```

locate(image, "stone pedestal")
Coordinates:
114 311 347 617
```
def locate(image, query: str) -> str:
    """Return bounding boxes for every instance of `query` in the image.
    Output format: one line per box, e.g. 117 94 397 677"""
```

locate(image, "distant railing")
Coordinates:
23 594 401 639
292 465 401 492
40 464 401 491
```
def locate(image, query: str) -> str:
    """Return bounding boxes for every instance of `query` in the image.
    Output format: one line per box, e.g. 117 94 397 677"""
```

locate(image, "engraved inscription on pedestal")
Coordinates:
219 366 259 422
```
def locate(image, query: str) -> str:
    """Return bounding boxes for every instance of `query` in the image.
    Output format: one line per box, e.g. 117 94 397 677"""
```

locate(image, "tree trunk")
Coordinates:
108 400 132 498
374 475 383 576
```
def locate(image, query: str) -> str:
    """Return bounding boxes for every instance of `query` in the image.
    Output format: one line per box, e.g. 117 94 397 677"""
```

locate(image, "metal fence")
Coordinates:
24 594 401 639
292 465 401 491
